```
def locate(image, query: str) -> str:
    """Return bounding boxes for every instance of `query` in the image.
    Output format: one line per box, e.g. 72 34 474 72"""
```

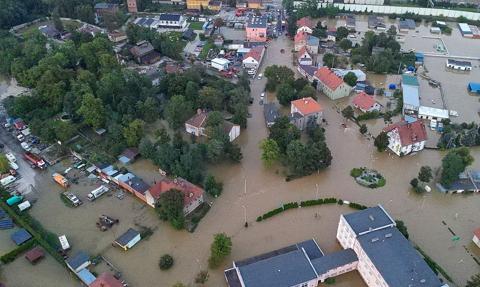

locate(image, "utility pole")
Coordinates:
315 183 319 199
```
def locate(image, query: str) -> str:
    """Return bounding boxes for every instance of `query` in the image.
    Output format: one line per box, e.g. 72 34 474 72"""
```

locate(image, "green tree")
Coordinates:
139 138 155 159
387 25 397 36
156 189 185 229
466 274 480 287
322 53 337 68
343 72 358 87
410 178 419 188
159 254 174 270
418 166 433 183
208 233 232 268
269 116 301 153
123 119 145 147
276 83 295 106
260 139 280 167
359 124 368 134
341 106 354 119
336 26 349 41
52 9 64 32
374 131 389 152
199 86 224 110
53 120 75 143
204 175 223 197
165 95 193 130
77 93 106 128
441 148 473 186
0 154 10 174
297 85 317 100
339 38 352 51
264 65 295 92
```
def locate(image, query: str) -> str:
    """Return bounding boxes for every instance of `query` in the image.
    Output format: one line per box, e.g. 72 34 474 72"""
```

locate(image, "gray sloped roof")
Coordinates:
159 14 181 21
115 228 140 246
312 248 357 275
237 249 317 287
66 251 90 270
343 205 394 235
358 228 443 287
263 103 279 125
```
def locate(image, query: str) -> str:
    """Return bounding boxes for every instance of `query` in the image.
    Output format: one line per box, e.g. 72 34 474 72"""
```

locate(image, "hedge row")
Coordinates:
256 198 369 222
1 239 37 264
300 197 337 207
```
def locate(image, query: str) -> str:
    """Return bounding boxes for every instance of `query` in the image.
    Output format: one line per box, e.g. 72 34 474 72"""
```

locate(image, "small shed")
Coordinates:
66 251 91 273
468 82 480 94
77 268 96 285
118 148 140 164
11 229 32 245
114 228 141 251
25 247 45 264
415 52 424 64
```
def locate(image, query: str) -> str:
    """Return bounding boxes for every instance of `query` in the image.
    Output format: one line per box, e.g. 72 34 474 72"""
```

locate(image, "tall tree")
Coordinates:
374 131 389 152
260 139 280 167
165 95 193 130
0 154 10 174
156 189 185 229
77 93 106 128
123 119 145 147
418 166 433 183
208 233 232 268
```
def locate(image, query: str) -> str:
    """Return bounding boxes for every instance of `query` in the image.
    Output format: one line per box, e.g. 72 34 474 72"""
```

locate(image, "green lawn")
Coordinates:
188 21 205 30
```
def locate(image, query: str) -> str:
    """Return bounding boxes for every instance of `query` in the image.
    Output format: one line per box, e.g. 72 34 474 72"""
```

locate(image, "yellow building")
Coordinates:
247 0 262 9
186 0 209 10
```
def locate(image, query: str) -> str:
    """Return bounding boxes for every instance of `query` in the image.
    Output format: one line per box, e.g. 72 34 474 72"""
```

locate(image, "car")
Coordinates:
63 192 82 207
260 92 265 99
257 73 263 80
16 134 25 142
21 142 31 151
247 69 255 75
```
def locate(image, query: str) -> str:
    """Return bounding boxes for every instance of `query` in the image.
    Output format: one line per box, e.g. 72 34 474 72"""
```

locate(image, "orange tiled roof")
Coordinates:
296 17 315 29
314 67 344 91
291 97 323 115
294 31 308 43
383 120 428 146
352 92 377 110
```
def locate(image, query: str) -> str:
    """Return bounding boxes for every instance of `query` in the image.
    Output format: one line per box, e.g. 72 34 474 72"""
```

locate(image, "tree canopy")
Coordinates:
156 189 185 230
441 147 473 186
208 233 232 268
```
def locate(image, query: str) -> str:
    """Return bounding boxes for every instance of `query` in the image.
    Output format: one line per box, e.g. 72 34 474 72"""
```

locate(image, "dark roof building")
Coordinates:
115 228 141 250
159 14 181 22
25 247 45 264
130 41 161 65
11 228 32 245
343 205 395 235
66 251 91 272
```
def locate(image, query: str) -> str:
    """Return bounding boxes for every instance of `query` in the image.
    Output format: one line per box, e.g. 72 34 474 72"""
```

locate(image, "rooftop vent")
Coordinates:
371 237 379 243
369 215 375 221
420 279 426 283
385 233 392 238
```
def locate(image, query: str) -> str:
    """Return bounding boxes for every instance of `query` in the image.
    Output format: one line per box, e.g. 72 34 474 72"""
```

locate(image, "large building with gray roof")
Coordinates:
225 205 448 287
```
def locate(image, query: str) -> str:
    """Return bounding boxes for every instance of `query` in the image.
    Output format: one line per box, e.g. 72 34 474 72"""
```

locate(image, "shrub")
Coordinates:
350 168 364 178
262 207 284 220
349 202 367 210
338 199 344 205
377 177 386 187
325 277 336 284
159 254 174 270
1 239 37 264
195 270 209 284
283 202 298 210
256 216 263 222
410 178 419 188
356 110 382 121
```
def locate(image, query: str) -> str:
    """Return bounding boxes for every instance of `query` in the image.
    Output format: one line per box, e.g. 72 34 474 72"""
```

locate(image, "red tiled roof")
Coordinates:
291 97 322 115
294 31 308 43
352 92 377 110
383 120 428 146
185 111 208 128
149 178 204 207
474 228 480 240
314 67 344 91
244 46 264 62
296 17 314 29
89 273 123 287
165 64 179 74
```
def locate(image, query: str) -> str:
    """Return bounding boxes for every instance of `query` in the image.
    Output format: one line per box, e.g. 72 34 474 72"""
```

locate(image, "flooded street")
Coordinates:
1 14 480 287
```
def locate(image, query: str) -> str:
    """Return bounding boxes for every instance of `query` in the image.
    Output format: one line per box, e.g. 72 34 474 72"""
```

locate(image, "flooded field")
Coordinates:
2 14 480 287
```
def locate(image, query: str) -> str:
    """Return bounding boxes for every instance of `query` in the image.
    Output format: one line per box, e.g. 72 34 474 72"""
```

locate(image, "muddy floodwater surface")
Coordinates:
2 14 480 287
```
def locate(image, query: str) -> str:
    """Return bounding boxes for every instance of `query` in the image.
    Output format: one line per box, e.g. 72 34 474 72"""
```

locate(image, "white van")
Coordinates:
0 175 16 186
18 201 31 212
6 153 16 163
9 161 19 170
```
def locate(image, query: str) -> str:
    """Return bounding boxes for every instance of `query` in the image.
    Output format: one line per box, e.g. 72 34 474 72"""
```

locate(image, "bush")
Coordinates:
377 177 386 187
410 178 419 188
350 168 364 178
195 270 209 284
349 202 367 210
283 202 298 210
1 239 37 264
256 216 263 222
338 199 344 205
356 110 382 121
159 254 174 270
262 207 284 220
325 277 336 284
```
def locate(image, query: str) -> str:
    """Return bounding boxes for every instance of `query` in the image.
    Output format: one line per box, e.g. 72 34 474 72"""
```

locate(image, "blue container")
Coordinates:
388 83 396 90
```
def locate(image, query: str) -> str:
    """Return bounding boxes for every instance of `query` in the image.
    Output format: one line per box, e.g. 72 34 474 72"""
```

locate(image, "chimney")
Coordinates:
197 108 202 115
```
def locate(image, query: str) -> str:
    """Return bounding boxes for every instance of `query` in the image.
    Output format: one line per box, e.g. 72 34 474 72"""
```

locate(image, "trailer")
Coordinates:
58 235 71 251
87 185 109 201
24 152 46 169
52 173 69 188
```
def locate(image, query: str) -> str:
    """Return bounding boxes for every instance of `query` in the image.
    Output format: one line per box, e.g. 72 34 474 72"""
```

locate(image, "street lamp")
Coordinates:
242 205 248 228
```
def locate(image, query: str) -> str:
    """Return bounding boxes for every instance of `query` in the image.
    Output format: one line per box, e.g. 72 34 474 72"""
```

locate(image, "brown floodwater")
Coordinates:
2 14 480 287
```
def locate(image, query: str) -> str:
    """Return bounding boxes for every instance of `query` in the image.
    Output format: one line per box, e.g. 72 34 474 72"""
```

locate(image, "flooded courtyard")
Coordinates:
1 12 480 287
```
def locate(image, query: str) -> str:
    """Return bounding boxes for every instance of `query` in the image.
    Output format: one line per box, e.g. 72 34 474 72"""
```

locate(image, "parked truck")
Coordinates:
87 185 109 201
24 152 46 169
52 173 69 188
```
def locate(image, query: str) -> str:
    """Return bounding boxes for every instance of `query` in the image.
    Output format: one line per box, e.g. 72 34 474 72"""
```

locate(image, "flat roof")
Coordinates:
212 58 230 65
343 205 395 236
402 74 419 86
11 229 32 245
418 106 449 119
402 85 420 108
358 228 443 287
458 23 472 33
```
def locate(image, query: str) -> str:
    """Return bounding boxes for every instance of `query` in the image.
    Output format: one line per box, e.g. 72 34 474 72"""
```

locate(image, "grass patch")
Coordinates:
189 21 204 30
1 239 37 264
